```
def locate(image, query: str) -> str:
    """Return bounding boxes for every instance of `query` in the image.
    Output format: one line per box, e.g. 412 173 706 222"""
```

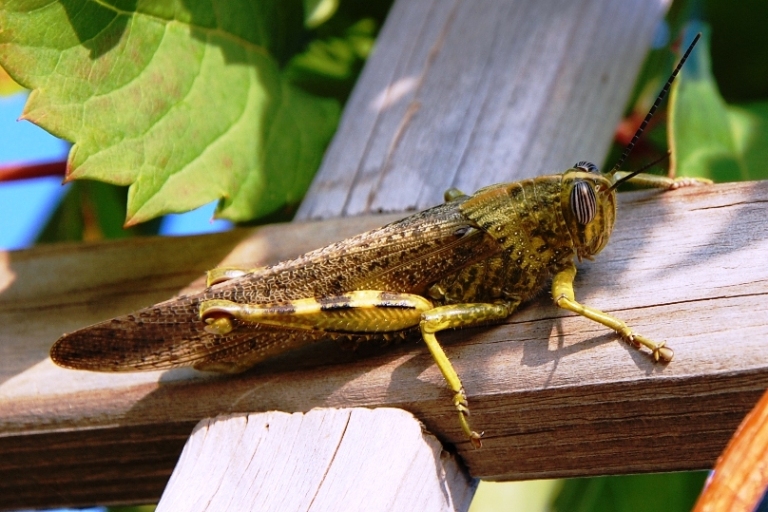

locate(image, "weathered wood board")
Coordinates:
1 180 766 508
156 409 477 512
297 0 669 220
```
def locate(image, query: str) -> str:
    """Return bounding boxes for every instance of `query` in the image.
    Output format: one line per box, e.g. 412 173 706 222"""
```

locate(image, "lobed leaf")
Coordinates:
0 62 23 95
0 0 340 225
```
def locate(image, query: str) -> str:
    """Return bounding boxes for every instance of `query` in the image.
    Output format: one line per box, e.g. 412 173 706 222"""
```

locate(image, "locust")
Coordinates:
51 35 709 447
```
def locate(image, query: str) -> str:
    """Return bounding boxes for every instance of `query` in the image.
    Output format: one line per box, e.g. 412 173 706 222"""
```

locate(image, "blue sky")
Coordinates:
1 93 224 512
0 92 232 251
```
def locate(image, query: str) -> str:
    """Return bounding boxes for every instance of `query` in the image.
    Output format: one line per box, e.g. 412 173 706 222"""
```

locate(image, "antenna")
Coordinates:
607 152 670 192
609 32 701 176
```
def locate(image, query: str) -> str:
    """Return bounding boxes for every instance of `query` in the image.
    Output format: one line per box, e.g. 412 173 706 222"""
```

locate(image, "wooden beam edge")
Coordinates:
0 180 765 507
156 409 476 512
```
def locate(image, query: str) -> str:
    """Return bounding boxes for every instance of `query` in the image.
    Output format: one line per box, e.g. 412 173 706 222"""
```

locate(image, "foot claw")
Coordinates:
626 333 674 364
653 343 674 363
469 430 484 449
455 390 483 447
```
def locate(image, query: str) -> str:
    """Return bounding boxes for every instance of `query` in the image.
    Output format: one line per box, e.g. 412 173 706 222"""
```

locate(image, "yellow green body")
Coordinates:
50 167 707 446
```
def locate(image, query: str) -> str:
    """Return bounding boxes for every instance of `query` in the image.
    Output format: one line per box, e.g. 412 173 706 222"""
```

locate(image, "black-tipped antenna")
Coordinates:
609 32 701 175
607 152 670 192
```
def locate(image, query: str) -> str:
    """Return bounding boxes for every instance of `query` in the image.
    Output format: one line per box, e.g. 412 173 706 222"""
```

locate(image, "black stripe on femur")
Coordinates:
265 303 297 315
570 181 597 225
319 295 354 310
377 291 417 308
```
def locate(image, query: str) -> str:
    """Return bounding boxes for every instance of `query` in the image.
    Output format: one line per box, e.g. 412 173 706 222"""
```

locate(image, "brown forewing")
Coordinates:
50 199 502 372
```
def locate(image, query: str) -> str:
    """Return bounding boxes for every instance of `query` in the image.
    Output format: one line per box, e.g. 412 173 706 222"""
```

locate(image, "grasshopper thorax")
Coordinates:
561 162 616 260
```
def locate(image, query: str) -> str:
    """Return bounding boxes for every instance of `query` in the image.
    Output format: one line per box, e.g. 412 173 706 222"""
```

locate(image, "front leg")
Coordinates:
552 262 674 362
614 171 712 190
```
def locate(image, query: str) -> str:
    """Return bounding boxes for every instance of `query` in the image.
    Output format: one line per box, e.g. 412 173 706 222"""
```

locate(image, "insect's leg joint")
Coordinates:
206 267 260 287
443 187 467 202
199 299 238 335
552 263 674 363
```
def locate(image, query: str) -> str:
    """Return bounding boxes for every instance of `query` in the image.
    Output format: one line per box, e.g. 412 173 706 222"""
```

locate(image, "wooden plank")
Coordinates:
0 180 766 509
156 409 476 512
296 0 669 220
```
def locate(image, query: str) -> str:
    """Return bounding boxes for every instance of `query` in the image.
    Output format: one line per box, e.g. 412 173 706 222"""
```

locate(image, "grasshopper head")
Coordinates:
562 161 617 259
559 35 701 261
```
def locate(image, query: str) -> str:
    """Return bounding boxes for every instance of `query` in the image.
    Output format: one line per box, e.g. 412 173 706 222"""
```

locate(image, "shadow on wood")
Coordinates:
1 181 767 508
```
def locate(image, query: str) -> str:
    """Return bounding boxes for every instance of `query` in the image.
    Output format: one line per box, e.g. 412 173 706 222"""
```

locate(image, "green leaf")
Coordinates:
36 180 162 244
0 62 24 95
725 101 768 180
285 18 377 103
107 505 156 512
304 0 339 28
705 0 768 102
0 0 340 225
670 26 768 182
551 472 708 512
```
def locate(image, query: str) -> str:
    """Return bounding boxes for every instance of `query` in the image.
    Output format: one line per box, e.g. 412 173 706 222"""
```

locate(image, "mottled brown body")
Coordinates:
51 170 612 373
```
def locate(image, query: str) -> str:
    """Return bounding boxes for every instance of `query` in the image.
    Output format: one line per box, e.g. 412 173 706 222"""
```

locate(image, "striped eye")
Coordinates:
574 161 599 174
570 181 597 225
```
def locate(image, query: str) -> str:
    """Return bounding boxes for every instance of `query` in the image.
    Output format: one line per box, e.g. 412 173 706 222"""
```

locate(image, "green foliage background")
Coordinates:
0 0 391 241
606 0 768 187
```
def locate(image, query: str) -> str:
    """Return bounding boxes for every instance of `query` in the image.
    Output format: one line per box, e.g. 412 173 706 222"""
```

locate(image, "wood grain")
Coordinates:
0 180 766 509
296 0 669 220
156 409 476 512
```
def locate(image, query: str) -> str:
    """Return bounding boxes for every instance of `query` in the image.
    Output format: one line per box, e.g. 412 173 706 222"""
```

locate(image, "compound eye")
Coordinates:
574 161 599 174
570 181 597 225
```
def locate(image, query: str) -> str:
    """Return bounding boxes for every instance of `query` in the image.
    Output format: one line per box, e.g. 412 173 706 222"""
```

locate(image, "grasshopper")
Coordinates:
51 35 709 447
